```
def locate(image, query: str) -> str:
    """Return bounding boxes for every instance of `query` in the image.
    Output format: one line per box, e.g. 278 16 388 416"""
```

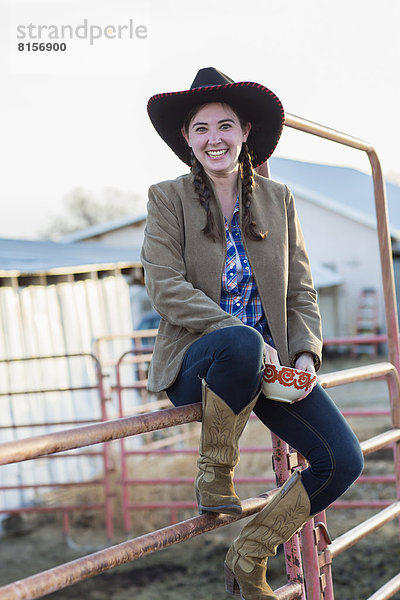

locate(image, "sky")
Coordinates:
1 0 399 239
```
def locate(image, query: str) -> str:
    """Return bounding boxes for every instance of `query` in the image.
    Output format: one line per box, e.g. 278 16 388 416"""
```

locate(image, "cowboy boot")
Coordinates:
195 379 257 515
224 470 311 599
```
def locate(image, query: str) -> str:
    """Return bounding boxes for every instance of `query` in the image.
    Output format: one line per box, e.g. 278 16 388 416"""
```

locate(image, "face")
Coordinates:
182 102 251 178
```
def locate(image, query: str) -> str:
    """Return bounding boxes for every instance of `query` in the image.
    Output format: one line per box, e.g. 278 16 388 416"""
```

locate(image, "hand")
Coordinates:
294 352 316 402
264 343 280 366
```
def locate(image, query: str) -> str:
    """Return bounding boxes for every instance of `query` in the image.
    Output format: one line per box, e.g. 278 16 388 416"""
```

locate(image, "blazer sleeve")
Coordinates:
285 187 323 370
140 184 244 335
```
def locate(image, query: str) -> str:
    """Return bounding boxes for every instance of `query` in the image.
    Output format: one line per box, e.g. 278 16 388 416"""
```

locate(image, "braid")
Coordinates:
240 143 267 241
190 150 220 241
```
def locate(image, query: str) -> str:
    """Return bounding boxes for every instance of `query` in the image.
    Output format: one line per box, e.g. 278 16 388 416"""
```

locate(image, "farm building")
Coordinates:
269 157 400 339
0 238 149 514
61 214 147 248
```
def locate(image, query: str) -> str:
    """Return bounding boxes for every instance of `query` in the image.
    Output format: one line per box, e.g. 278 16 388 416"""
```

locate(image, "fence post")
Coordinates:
96 356 114 540
271 434 306 599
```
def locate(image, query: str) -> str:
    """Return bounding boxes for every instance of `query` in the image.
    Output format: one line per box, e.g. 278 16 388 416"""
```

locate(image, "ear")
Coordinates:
181 127 191 147
242 122 251 143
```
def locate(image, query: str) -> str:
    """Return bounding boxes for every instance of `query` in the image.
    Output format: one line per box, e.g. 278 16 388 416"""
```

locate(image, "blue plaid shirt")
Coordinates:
220 198 274 346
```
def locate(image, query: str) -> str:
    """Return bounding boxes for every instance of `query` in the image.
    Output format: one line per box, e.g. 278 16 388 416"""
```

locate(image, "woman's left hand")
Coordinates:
293 352 316 402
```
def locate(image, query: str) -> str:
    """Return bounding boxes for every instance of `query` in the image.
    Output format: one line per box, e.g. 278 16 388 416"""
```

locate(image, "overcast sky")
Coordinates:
1 0 399 239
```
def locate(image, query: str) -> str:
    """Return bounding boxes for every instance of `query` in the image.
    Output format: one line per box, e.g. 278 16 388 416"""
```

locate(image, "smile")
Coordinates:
206 149 228 158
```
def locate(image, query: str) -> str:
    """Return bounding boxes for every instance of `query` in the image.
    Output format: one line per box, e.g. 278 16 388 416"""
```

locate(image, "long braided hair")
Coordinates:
183 104 266 242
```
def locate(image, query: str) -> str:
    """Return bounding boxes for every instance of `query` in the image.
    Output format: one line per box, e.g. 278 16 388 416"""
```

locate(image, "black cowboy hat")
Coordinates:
147 67 285 168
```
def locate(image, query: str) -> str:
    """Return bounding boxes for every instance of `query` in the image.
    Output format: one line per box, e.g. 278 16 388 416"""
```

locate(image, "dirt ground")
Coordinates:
1 355 400 600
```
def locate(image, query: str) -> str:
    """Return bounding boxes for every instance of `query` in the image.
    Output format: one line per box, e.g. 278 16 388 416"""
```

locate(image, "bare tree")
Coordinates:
40 187 141 240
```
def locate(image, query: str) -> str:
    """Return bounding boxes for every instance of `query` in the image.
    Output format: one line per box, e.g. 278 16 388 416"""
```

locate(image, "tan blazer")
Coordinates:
141 172 322 393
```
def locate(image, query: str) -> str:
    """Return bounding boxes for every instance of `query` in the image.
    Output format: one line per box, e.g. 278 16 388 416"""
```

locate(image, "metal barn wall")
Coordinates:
0 270 135 513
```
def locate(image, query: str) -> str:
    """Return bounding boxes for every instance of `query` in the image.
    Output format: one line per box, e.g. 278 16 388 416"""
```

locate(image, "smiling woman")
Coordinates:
141 67 364 600
182 103 250 177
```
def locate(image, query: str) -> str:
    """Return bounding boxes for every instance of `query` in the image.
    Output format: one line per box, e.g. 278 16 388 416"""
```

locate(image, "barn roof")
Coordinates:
0 238 141 277
60 214 147 243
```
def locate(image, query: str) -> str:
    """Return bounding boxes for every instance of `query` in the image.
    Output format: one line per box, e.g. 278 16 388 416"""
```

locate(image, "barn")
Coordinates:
0 238 146 513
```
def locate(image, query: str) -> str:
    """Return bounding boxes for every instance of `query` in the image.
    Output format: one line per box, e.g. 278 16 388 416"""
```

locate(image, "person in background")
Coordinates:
141 67 363 599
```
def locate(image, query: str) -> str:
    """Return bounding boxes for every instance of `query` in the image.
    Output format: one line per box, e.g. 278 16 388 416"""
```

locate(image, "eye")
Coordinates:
220 123 232 130
194 126 207 133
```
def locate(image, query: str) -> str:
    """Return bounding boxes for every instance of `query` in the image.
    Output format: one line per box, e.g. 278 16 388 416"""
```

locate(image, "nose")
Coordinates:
208 128 221 145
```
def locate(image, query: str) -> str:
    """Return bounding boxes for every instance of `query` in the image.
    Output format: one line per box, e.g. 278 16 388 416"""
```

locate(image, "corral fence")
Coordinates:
0 335 395 536
0 114 399 599
0 352 115 540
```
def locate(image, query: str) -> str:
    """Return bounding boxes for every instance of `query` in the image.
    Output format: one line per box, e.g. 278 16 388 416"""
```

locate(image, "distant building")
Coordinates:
61 214 147 247
269 157 400 339
0 236 148 335
0 238 149 513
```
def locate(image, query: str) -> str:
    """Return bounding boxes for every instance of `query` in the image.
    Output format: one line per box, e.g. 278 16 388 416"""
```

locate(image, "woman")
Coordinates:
142 67 363 600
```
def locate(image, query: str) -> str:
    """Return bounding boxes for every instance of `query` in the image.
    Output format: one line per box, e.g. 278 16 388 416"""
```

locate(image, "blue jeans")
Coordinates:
167 326 364 515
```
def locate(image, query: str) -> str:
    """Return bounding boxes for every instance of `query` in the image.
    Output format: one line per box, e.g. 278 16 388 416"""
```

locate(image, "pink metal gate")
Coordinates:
0 352 114 540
